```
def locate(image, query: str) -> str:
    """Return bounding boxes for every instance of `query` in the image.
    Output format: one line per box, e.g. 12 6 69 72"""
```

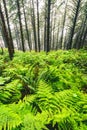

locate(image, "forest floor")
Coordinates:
0 49 87 130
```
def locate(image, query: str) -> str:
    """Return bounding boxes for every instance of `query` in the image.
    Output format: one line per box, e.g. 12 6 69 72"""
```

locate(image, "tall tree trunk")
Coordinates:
14 24 19 49
52 10 56 50
15 23 22 50
37 0 40 52
78 18 87 48
3 0 14 53
81 27 87 48
56 22 60 50
22 0 31 51
16 0 25 52
31 0 37 52
44 17 47 51
44 1 47 51
50 4 54 50
67 0 81 49
73 18 86 49
60 1 67 49
0 26 8 48
0 4 13 60
46 0 51 52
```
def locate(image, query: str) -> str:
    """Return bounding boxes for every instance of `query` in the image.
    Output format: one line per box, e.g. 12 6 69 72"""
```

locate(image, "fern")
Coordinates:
0 105 21 130
21 111 49 130
36 82 82 112
35 82 87 129
0 49 87 130
0 80 23 103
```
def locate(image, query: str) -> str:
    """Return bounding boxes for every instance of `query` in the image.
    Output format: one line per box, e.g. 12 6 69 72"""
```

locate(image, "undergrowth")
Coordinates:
0 49 87 130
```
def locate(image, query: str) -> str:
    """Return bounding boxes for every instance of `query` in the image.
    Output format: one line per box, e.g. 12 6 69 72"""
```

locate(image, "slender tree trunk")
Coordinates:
50 4 54 50
73 18 86 49
0 26 8 48
15 23 22 50
78 19 87 48
60 1 67 49
31 0 37 52
44 18 47 51
52 10 56 50
67 0 81 49
3 0 14 53
81 28 87 48
16 0 25 52
22 0 31 51
0 4 13 60
37 0 40 52
46 0 51 52
64 35 67 50
14 25 19 49
44 1 47 51
56 23 60 50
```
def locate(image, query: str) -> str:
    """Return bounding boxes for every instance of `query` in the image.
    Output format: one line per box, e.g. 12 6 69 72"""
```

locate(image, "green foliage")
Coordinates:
0 105 21 130
21 112 49 130
0 49 87 129
0 79 22 103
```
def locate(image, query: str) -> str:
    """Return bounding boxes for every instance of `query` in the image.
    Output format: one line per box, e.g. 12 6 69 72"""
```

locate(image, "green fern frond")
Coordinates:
22 111 49 130
0 80 22 103
36 82 82 112
0 105 21 130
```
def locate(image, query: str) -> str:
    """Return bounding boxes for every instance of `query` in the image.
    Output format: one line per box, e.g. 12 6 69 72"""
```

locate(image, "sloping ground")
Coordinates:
0 49 87 130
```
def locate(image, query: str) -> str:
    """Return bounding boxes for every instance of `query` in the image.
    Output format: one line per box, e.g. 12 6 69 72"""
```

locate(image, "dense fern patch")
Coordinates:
0 49 87 130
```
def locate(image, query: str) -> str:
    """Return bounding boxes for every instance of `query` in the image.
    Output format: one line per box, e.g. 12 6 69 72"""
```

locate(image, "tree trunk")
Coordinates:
60 1 67 49
52 10 56 50
37 0 40 52
67 0 81 49
44 1 47 51
81 27 87 48
73 18 86 49
16 0 25 52
3 0 14 53
56 22 60 50
46 0 51 52
22 0 31 51
50 4 54 50
31 0 37 52
0 4 14 60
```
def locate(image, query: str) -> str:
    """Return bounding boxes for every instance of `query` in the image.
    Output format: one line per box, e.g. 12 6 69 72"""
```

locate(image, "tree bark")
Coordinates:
22 0 31 51
31 0 37 52
81 27 87 48
37 0 40 52
67 0 81 49
46 0 51 52
16 0 25 52
60 1 67 49
0 4 14 60
3 0 14 53
44 1 47 51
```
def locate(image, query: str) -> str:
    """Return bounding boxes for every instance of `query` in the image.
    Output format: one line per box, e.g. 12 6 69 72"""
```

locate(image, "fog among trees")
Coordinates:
0 0 87 59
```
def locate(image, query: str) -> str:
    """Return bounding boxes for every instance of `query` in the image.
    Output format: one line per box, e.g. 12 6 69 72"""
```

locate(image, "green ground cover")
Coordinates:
0 49 87 130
